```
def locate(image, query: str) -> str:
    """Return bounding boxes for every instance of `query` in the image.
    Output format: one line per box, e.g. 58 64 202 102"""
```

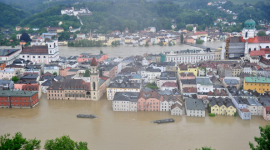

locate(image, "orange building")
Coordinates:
0 62 6 70
77 53 108 63
0 90 39 108
137 89 162 111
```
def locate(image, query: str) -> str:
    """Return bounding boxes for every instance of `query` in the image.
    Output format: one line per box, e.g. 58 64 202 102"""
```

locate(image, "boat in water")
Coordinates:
77 114 97 119
153 118 174 124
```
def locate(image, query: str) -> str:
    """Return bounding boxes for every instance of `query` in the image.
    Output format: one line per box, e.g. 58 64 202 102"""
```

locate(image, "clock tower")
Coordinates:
242 19 256 54
90 57 100 100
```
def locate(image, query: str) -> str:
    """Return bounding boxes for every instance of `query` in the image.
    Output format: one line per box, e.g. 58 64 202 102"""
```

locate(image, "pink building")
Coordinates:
137 89 162 111
77 53 108 63
14 81 38 90
60 67 71 77
263 106 270 121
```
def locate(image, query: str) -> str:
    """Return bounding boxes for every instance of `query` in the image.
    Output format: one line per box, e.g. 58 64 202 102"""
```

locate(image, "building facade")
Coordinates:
20 40 59 64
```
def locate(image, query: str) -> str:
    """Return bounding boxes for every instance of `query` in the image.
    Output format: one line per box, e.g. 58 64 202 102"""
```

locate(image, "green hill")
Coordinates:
18 5 81 30
0 3 27 28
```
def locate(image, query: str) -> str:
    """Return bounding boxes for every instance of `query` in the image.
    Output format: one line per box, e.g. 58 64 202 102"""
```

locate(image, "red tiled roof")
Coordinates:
162 82 177 87
241 36 270 43
249 50 266 56
139 90 161 100
91 57 98 66
22 84 39 91
183 87 197 93
266 106 270 113
194 31 207 35
21 46 48 54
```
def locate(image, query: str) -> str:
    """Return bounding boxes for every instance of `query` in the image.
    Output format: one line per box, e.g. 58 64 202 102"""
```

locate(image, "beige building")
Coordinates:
0 68 18 80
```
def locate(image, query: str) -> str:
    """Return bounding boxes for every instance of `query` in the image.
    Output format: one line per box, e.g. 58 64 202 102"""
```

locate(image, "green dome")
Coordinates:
244 19 256 29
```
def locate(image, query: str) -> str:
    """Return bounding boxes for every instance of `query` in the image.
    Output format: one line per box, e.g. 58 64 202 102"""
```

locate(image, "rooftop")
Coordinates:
0 90 37 97
0 49 20 56
245 77 270 83
113 92 139 102
185 98 205 110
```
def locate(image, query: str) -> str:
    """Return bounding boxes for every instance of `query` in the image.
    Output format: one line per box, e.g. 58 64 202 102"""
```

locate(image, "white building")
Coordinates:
196 77 213 93
185 98 206 117
160 96 182 111
166 49 215 64
144 67 161 83
112 92 139 111
0 49 21 65
20 40 59 64
44 66 60 75
107 76 141 100
61 7 92 16
0 68 18 80
171 103 184 115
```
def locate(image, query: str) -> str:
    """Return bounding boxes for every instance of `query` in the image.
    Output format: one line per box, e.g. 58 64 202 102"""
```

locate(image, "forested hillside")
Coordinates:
0 3 27 28
18 5 81 30
1 0 270 33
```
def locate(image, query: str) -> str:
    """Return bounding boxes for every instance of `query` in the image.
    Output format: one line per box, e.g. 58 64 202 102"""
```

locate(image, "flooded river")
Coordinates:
0 96 269 150
0 42 269 150
57 41 222 58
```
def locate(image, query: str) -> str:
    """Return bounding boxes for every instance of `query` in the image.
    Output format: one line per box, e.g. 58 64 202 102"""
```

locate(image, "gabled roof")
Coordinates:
21 46 48 54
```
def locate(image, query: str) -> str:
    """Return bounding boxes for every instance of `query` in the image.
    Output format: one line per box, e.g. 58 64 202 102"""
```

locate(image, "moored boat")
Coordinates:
77 114 97 119
153 118 174 124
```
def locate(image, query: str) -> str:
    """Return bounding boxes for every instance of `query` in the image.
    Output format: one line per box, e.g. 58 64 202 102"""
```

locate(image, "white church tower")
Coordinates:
90 57 100 101
242 19 256 54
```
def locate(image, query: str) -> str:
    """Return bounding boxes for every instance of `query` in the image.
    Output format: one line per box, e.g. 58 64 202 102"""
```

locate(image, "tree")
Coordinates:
186 26 193 31
249 125 270 150
83 69 90 77
44 135 88 150
0 132 40 150
145 82 158 89
196 39 204 44
19 33 31 43
11 76 19 82
181 33 184 44
257 31 267 36
53 72 57 76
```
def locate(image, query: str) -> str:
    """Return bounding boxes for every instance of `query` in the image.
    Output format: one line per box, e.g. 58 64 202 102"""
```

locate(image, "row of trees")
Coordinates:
1 125 269 149
0 132 88 150
18 5 81 30
68 40 103 47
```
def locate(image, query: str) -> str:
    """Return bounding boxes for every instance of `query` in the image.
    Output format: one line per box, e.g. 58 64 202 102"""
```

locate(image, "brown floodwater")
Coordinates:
0 95 269 150
1 42 269 150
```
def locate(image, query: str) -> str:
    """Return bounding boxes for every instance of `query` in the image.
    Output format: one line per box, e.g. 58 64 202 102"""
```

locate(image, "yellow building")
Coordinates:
178 64 198 76
243 77 270 94
210 97 236 116
125 37 131 43
226 105 236 116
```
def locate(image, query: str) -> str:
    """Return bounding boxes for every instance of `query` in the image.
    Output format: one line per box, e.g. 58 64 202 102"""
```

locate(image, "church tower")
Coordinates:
242 19 256 54
90 57 100 100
